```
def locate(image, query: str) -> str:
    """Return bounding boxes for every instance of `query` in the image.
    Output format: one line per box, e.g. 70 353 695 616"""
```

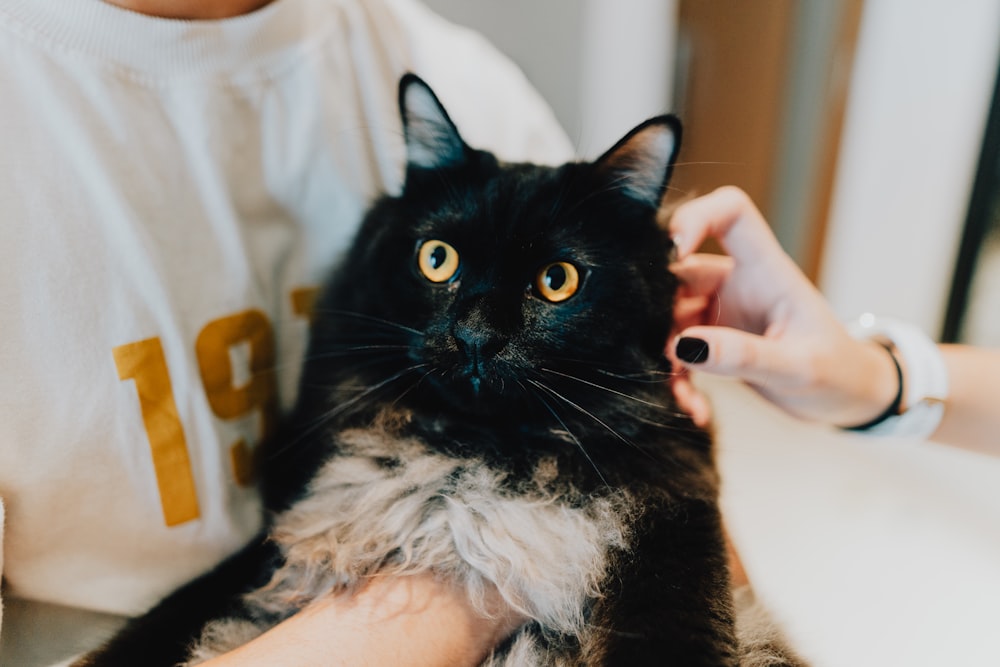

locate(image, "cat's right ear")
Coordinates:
399 73 468 172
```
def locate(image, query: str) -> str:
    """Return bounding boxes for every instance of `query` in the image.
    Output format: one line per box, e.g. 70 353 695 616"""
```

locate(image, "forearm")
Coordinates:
929 345 1000 456
199 575 520 667
836 341 999 455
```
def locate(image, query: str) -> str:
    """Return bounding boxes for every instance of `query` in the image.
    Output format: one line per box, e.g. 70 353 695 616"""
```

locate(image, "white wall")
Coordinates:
819 0 1000 337
420 0 677 158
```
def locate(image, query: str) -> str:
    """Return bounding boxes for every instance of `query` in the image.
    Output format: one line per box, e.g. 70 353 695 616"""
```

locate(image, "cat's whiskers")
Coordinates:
540 365 710 424
239 343 412 378
594 368 675 383
547 355 680 382
307 344 414 359
241 308 420 376
324 363 430 417
630 413 703 433
521 379 610 488
387 367 437 409
263 362 429 461
542 368 695 422
309 309 425 337
526 378 655 462
295 352 414 389
538 367 667 410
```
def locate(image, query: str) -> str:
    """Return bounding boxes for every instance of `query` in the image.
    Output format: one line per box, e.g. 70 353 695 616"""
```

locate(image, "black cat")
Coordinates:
78 74 802 666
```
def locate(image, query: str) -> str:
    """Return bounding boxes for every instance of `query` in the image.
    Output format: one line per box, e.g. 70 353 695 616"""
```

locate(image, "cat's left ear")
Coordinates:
594 115 682 208
399 73 468 172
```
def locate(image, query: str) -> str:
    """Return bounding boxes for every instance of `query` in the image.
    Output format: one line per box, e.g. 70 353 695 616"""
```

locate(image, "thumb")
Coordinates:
670 326 802 388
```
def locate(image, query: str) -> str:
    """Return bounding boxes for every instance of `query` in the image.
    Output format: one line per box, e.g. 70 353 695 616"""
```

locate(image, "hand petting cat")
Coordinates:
665 186 900 429
666 185 1000 456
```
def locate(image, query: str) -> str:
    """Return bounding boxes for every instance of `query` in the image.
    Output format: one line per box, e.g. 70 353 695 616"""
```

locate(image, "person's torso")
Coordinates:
0 0 571 616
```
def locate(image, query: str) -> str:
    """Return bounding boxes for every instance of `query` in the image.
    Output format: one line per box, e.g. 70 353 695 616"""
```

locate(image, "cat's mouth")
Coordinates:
428 364 516 414
413 329 527 414
441 366 500 396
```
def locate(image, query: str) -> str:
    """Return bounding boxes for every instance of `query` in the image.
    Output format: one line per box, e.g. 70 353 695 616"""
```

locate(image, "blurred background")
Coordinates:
424 0 1000 347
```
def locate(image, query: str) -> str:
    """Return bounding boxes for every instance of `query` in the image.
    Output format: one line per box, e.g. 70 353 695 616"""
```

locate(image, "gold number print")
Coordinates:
195 309 278 487
113 338 201 527
290 286 318 323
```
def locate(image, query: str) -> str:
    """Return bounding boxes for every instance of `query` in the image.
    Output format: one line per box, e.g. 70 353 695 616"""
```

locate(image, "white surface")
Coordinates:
819 0 1000 334
713 375 1000 667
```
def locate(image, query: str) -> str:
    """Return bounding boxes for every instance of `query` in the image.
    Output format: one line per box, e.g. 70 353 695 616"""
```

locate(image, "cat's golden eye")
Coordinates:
417 240 460 283
536 261 580 302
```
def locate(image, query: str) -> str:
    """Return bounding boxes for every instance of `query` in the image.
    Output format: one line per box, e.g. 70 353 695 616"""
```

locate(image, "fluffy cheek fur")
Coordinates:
185 421 633 664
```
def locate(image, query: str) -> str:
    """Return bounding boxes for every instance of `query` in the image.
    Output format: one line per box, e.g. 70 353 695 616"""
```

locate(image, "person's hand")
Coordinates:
666 186 898 429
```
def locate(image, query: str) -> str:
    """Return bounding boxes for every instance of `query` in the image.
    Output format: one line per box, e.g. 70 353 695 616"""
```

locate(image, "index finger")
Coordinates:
670 252 734 299
668 186 786 266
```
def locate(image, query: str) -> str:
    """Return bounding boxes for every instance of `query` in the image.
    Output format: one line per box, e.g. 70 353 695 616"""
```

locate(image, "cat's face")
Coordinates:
322 75 681 417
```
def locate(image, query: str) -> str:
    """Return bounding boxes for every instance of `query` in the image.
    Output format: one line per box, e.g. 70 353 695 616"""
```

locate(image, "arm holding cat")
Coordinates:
196 575 519 667
666 186 1000 457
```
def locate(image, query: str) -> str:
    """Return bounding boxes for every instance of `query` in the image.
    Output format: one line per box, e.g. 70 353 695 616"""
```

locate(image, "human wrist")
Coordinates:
839 340 903 430
827 337 901 429
840 315 948 439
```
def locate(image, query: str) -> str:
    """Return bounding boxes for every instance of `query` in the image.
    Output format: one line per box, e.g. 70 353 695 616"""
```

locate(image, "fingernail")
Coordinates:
669 235 686 260
676 337 709 364
667 237 680 264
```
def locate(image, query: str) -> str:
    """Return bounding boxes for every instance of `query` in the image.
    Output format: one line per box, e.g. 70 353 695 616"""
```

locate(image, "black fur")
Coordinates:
78 74 779 666
75 537 282 666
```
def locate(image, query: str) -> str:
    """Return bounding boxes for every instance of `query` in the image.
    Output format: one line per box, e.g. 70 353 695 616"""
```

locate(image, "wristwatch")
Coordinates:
846 314 949 439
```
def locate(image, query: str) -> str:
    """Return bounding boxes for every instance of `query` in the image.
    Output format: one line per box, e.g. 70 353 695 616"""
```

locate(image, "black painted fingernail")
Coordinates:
676 337 709 364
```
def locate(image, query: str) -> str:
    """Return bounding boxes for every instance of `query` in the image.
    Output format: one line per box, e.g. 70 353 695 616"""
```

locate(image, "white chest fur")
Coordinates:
186 425 633 665
267 426 630 634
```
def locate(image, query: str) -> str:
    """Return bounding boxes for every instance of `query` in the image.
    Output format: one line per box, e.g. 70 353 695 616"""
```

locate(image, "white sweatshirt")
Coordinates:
0 0 572 634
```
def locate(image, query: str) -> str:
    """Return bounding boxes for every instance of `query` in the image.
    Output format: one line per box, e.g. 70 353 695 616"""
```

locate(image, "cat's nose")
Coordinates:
451 322 504 376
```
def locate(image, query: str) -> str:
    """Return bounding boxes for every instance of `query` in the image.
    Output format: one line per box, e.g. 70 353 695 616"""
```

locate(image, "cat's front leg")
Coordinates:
585 496 739 666
73 535 282 667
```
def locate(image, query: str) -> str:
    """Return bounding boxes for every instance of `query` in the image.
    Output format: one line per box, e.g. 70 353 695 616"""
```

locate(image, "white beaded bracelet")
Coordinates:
845 314 949 439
